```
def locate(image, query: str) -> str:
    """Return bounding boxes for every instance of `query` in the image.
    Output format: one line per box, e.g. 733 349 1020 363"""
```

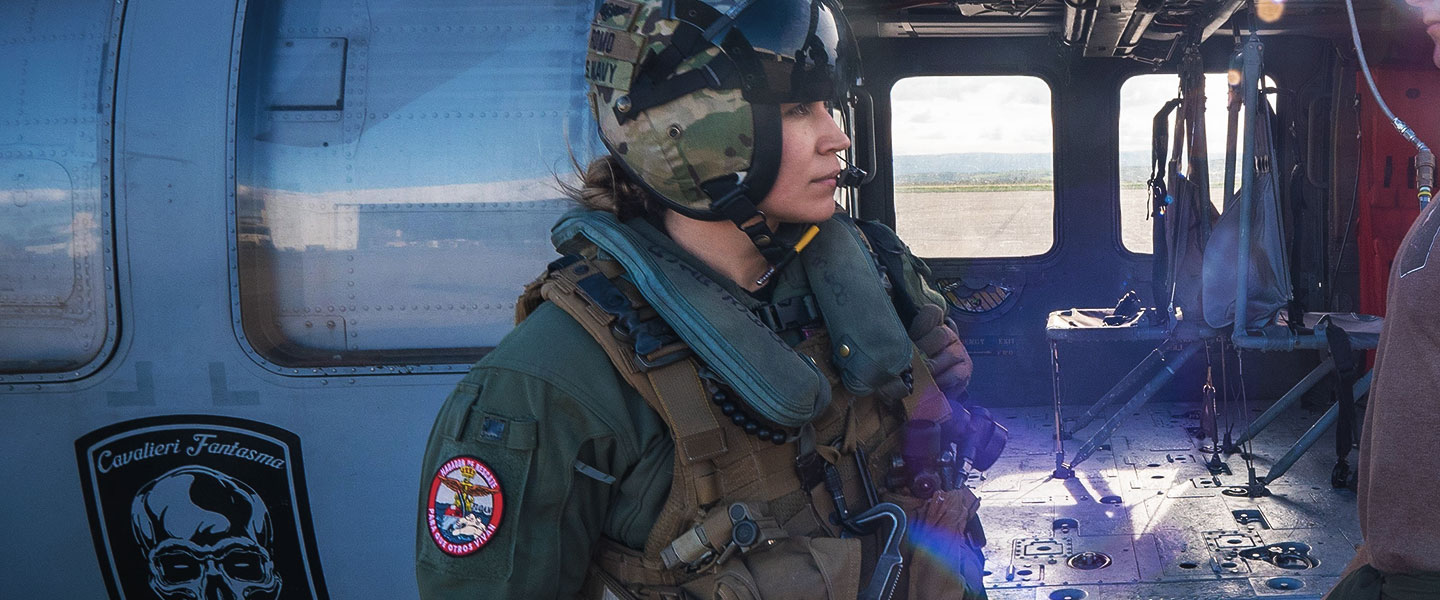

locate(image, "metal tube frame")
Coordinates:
1262 371 1373 485
1232 31 1262 344
1233 358 1334 446
1055 342 1202 477
1067 348 1168 434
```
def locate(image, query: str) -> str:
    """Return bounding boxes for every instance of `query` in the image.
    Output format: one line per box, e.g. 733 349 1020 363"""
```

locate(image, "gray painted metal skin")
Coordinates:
0 1 1367 600
0 1 489 598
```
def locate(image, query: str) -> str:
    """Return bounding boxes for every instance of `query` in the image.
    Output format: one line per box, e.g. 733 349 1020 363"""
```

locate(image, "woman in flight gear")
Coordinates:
416 1 1006 598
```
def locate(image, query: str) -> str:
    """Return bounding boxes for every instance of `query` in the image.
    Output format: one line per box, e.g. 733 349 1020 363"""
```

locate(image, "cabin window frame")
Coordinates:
1115 70 1279 258
886 73 1060 261
0 0 126 383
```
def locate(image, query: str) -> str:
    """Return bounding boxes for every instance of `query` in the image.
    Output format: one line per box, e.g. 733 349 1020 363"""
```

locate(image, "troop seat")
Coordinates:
1044 307 1222 479
1043 34 1383 489
1045 307 1218 343
1046 306 1383 485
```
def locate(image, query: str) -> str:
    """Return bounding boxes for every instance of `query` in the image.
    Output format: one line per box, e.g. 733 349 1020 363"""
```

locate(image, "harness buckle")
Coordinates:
752 294 821 333
633 343 692 371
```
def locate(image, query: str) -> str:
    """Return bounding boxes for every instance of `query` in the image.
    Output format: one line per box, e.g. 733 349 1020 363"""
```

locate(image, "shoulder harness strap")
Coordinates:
537 255 760 563
540 254 728 465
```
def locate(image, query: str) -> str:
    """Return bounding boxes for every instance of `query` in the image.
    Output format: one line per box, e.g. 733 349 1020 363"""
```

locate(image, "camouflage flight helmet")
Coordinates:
586 0 861 259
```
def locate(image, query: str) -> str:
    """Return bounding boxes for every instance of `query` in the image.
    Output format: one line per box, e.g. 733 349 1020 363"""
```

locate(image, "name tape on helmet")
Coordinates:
595 0 640 29
586 54 634 92
589 24 646 64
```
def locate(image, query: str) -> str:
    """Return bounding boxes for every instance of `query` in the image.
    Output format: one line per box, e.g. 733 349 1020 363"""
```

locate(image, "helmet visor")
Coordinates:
725 0 858 105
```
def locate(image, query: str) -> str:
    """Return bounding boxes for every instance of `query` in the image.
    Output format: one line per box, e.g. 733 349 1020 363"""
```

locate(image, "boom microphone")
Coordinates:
838 153 868 188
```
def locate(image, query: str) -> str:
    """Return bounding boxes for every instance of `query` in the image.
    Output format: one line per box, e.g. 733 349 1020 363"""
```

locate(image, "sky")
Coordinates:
890 73 1267 159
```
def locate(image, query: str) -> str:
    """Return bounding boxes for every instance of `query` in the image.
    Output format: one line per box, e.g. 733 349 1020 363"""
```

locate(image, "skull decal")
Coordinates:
130 466 283 600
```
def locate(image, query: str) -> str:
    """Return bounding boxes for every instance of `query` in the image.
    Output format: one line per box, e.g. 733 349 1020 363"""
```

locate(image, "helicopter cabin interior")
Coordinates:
2 0 1438 598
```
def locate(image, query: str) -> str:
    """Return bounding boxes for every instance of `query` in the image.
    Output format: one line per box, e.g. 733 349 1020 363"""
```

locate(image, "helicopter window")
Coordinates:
1118 72 1275 254
890 75 1055 259
833 105 855 214
233 1 600 370
0 0 121 377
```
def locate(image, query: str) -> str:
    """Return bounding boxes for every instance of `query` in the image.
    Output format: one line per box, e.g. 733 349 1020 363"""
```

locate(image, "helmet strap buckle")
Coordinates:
707 180 789 265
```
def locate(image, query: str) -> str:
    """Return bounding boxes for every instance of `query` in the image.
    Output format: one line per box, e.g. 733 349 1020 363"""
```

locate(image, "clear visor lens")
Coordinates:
729 0 856 104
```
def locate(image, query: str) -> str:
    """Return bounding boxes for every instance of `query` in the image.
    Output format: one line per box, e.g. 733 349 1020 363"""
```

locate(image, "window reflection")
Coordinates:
0 0 117 375
235 1 599 368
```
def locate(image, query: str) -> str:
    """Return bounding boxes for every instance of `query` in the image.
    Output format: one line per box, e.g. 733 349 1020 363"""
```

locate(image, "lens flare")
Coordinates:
1257 0 1285 23
906 518 988 594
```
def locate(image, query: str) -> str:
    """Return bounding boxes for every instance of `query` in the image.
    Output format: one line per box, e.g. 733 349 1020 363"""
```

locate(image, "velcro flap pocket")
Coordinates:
706 537 861 600
713 564 764 600
418 419 538 582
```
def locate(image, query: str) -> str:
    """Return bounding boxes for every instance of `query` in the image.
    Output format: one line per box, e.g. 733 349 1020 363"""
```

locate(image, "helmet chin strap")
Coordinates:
704 178 868 288
703 178 791 266
703 155 868 283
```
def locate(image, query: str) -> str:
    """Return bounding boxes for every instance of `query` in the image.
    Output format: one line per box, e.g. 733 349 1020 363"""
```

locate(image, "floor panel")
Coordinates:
975 399 1359 600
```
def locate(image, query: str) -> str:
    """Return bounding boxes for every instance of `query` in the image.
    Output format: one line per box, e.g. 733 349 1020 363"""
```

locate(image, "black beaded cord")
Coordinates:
697 367 790 445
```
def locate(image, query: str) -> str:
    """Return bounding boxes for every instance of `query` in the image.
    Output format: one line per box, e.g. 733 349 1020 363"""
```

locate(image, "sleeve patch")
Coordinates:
426 456 505 557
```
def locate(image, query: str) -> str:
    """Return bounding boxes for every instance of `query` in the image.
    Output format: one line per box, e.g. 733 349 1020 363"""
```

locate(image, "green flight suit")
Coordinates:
416 301 676 598
416 218 974 598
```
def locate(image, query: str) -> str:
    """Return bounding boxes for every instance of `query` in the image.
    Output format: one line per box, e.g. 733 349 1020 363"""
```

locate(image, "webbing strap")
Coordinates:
710 436 796 501
588 536 686 591
1180 49 1212 240
647 453 700 558
648 360 728 464
533 256 738 561
614 60 731 125
544 257 728 466
1323 318 1358 483
1169 87 1186 187
543 277 640 376
752 294 821 333
1150 97 1182 312
693 463 721 506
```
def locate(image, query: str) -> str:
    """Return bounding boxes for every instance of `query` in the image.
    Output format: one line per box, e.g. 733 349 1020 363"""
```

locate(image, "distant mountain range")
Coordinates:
893 151 1157 186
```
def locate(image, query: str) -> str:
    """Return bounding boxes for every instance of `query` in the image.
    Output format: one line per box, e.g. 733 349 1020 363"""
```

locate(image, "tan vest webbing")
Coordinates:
518 255 951 590
524 257 747 563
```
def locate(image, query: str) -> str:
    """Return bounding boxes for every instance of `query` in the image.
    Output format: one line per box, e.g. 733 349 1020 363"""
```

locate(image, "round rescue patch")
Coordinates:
426 456 504 556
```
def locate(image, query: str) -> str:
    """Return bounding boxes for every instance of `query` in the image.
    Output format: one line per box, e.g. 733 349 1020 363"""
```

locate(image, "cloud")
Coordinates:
907 109 936 124
893 73 1273 158
891 75 1053 155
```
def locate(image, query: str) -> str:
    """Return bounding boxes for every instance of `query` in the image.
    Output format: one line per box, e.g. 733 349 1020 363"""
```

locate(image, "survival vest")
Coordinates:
514 218 989 600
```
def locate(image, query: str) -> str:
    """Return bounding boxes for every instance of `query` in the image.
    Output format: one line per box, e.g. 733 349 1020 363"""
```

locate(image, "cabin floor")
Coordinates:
976 398 1361 600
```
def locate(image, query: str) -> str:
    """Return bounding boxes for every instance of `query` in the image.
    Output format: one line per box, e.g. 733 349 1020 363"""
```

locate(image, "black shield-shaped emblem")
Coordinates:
76 415 329 600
